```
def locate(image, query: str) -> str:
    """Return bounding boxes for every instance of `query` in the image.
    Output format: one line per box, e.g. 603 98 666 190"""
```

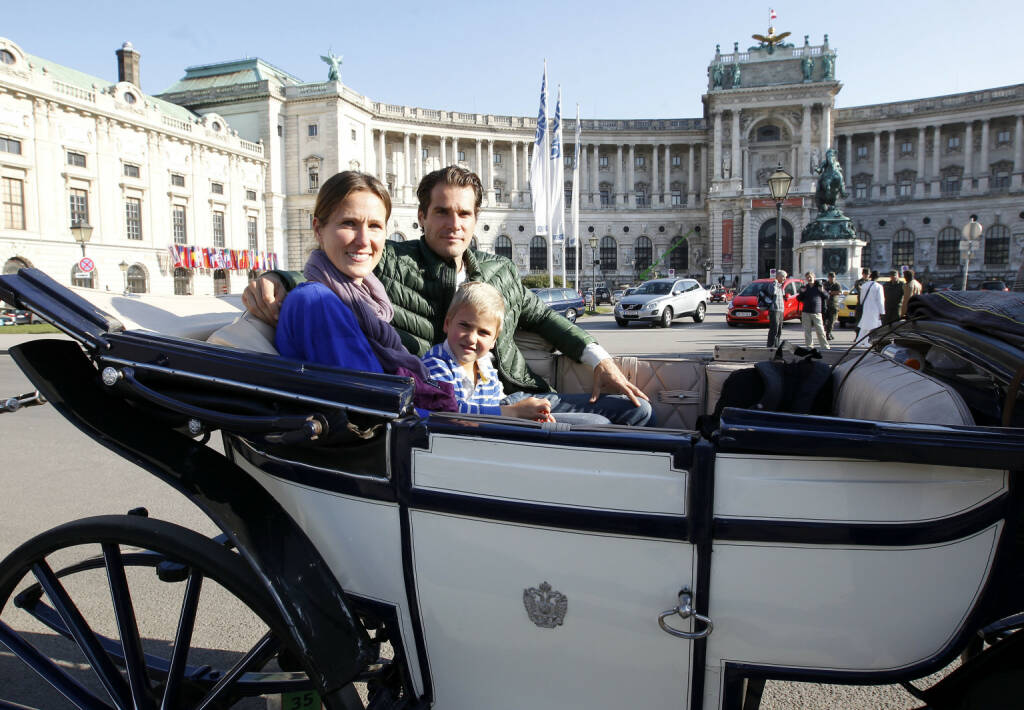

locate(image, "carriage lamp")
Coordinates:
767 164 793 275
119 259 129 294
70 221 93 256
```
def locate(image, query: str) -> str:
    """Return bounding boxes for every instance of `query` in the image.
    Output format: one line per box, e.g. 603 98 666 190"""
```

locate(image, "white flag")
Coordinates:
571 104 581 288
549 89 565 288
530 65 549 238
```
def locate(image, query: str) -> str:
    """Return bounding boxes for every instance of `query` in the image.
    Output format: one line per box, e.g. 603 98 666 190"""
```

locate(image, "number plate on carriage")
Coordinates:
280 690 321 709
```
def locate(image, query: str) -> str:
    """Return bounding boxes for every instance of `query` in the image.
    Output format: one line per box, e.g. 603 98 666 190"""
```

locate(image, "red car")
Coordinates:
726 277 805 326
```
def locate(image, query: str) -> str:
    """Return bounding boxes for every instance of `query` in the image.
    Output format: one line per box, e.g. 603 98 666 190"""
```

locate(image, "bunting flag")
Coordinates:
168 245 182 268
549 88 565 288
530 63 550 240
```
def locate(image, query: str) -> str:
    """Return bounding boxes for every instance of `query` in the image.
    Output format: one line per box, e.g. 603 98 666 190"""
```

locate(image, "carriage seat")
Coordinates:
831 351 975 426
207 312 279 354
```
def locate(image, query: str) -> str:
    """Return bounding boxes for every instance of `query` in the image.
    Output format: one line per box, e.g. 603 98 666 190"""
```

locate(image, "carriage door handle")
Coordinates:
658 588 713 639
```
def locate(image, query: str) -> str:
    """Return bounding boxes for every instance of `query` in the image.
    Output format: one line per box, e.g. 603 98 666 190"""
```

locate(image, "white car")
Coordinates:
614 278 709 327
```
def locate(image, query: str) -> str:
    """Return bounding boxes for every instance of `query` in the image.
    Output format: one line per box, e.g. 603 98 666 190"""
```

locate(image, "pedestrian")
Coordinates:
857 270 885 338
883 270 903 325
901 269 922 318
759 269 788 349
853 267 870 327
796 271 830 350
822 271 842 340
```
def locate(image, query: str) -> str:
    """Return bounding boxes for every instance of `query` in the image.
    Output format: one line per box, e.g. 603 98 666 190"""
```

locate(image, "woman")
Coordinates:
275 171 455 412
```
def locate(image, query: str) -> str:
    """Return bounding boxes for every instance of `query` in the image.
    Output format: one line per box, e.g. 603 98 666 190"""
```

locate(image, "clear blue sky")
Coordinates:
5 0 1021 120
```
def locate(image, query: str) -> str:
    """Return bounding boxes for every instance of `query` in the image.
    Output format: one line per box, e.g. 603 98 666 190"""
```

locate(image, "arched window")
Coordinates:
529 236 547 271
985 224 1009 265
937 227 960 267
4 257 29 275
892 228 915 268
600 236 617 272
669 240 689 272
635 236 653 272
70 263 95 288
213 269 229 295
173 267 192 296
494 235 512 260
756 124 780 142
859 230 872 270
126 264 147 294
565 240 582 273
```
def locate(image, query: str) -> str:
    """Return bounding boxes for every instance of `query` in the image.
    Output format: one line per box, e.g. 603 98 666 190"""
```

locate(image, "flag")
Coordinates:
548 88 565 287
530 64 549 239
769 7 777 21
571 104 581 289
168 245 181 268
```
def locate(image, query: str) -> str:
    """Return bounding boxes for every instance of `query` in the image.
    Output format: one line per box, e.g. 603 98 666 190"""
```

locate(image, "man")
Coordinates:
901 269 922 318
883 270 903 325
758 269 788 349
822 271 842 340
853 266 870 328
796 272 830 350
244 166 651 426
856 270 885 338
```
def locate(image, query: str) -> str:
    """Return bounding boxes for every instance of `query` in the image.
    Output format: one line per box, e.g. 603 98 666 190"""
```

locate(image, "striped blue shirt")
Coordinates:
422 342 504 415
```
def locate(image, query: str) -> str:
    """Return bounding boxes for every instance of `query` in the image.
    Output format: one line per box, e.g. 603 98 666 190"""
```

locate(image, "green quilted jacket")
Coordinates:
277 239 595 393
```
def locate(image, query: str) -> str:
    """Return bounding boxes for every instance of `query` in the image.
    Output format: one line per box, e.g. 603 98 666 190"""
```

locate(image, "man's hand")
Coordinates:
590 358 649 407
241 273 286 325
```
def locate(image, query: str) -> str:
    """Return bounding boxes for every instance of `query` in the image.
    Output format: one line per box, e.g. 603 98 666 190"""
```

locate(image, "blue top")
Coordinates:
275 282 384 375
422 342 504 415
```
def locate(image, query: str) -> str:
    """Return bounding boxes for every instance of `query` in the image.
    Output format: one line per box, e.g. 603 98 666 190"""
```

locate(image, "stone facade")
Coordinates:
3 32 1023 296
0 38 269 296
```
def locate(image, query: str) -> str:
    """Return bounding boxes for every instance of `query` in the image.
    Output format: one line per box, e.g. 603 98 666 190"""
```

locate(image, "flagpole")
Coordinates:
530 62 550 286
571 104 581 292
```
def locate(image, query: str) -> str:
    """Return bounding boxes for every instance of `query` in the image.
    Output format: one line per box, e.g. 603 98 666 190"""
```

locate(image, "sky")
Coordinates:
4 0 1022 120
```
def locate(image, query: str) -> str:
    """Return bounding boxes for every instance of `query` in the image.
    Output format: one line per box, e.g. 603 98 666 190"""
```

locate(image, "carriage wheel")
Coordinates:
0 514 360 709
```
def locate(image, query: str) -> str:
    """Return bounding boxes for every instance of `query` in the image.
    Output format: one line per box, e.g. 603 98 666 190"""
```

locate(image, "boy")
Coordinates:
423 282 609 424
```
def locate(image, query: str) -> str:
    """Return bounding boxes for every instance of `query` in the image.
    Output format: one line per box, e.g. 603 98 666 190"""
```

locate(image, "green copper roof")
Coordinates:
162 58 302 94
25 51 198 124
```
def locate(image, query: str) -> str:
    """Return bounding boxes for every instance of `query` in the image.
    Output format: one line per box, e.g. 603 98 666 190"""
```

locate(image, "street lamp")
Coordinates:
588 235 599 313
702 258 714 288
960 218 983 291
767 163 793 276
118 260 129 294
70 221 93 257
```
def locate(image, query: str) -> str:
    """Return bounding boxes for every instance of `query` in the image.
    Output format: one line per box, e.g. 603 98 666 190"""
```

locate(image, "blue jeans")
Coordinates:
504 392 654 427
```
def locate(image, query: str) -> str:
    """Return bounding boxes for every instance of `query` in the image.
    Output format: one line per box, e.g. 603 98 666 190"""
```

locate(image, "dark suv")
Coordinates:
594 287 612 305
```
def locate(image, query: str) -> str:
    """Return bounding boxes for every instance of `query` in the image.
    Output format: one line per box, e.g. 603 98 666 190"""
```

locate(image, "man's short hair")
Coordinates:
775 269 788 279
862 267 870 275
870 270 879 280
889 270 899 278
827 271 836 278
446 281 506 333
417 166 483 216
905 269 915 280
805 271 815 281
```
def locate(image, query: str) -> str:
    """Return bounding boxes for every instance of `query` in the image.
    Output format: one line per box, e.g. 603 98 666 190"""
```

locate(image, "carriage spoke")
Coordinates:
194 631 281 710
101 544 156 710
32 560 131 709
0 619 113 710
160 569 203 710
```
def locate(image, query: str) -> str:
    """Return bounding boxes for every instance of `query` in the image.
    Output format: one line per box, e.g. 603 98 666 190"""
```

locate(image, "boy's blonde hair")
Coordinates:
446 281 506 333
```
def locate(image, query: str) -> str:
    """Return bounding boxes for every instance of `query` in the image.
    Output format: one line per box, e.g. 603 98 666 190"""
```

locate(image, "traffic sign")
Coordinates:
667 269 675 277
78 257 95 273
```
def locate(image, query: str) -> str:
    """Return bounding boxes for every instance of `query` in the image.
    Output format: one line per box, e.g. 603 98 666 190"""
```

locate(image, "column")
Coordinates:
915 127 926 198
871 131 881 200
800 106 812 177
485 140 495 204
663 144 671 205
440 136 447 166
699 143 707 204
511 142 519 204
615 144 624 205
452 137 459 165
475 139 483 179
964 121 974 193
821 104 832 155
713 111 722 180
627 144 635 207
978 120 990 192
686 144 695 205
651 144 659 206
377 130 387 181
886 131 896 199
591 144 600 205
415 134 424 186
731 110 741 181
931 125 942 195
579 143 588 202
524 142 531 208
402 132 412 201
1013 116 1023 190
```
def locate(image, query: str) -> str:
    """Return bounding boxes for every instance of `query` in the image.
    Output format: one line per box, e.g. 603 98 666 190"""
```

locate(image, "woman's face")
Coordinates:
314 190 387 284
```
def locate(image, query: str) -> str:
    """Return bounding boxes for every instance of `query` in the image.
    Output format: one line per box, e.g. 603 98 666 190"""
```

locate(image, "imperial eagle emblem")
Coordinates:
523 581 568 628
751 26 791 48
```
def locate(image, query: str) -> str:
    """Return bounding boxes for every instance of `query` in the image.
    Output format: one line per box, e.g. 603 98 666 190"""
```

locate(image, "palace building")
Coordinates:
2 31 1022 295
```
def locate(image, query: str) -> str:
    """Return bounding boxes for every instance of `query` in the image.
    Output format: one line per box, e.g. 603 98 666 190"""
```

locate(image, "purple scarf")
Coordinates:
303 250 456 412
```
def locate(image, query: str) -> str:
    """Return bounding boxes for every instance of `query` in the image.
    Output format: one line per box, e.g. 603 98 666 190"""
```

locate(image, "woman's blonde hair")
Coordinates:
446 281 506 332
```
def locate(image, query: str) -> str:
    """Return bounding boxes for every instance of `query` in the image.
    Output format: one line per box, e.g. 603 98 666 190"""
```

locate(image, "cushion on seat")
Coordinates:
206 312 279 354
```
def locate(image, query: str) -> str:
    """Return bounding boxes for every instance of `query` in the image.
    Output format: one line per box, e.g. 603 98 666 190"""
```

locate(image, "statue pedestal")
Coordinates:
797 208 864 278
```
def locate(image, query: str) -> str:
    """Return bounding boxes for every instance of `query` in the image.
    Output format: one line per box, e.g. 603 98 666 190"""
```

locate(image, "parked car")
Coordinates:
726 277 805 326
836 275 902 328
611 290 625 304
709 286 728 303
531 287 586 323
594 286 612 305
0 309 16 326
614 278 708 327
978 280 1009 291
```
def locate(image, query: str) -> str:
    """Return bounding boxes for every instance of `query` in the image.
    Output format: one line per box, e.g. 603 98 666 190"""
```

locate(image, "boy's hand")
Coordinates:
502 397 556 422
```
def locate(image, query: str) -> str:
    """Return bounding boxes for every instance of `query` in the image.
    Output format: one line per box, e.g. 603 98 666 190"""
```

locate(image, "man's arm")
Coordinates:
242 270 305 325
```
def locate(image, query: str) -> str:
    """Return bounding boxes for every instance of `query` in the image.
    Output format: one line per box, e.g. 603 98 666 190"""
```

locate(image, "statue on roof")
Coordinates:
321 50 343 82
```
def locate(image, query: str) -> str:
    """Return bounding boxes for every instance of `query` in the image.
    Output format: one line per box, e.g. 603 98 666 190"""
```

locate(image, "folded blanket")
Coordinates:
906 291 1024 348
